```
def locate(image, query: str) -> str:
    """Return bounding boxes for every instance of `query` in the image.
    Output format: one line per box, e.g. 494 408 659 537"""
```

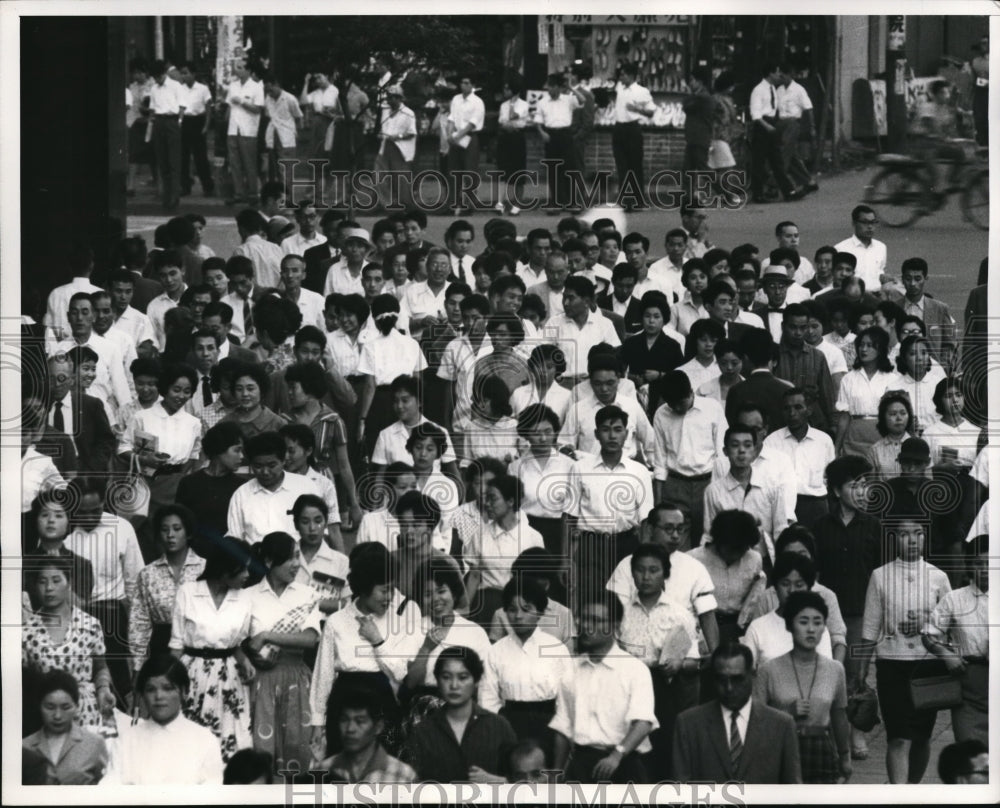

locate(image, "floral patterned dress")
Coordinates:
22 608 106 728
168 580 253 762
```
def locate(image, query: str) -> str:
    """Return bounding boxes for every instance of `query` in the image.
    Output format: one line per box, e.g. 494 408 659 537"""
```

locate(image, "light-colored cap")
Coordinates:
341 227 372 246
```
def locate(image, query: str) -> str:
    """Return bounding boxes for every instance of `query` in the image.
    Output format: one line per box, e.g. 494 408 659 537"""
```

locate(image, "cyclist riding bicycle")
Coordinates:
907 79 968 195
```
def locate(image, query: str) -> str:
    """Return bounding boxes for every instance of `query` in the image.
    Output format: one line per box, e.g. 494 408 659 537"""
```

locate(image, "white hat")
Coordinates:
341 227 372 247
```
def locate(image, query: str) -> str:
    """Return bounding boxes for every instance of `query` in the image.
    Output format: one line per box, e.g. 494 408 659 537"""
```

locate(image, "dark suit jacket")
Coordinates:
35 425 79 475
672 699 802 784
684 319 756 357
61 393 116 473
886 291 957 363
128 270 163 314
597 293 644 336
725 370 794 434
303 243 339 294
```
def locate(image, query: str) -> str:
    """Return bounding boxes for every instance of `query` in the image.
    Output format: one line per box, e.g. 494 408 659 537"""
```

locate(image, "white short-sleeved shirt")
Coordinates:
226 78 265 137
308 85 339 114
149 77 184 115
119 401 201 468
449 92 486 149
326 328 367 378
246 578 322 637
227 472 325 544
112 306 156 348
66 513 144 603
677 358 721 395
296 541 350 602
608 549 718 621
179 81 212 116
834 369 898 416
436 334 493 427
762 426 837 497
508 450 578 519
614 82 655 123
169 579 253 650
281 231 327 257
21 446 65 512
559 392 655 462
813 338 848 376
509 382 572 427
535 93 579 129
572 453 654 533
619 590 700 666
371 417 457 467
651 396 726 480
479 630 574 712
922 418 981 466
354 509 451 556
466 513 545 590
549 643 658 752
357 329 427 386
834 235 887 292
103 715 223 785
743 608 833 669
323 260 365 297
550 310 621 379
417 614 493 687
775 80 814 119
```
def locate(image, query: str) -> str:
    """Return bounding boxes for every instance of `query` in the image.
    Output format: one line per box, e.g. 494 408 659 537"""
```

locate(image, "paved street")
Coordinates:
127 164 987 330
127 166 979 784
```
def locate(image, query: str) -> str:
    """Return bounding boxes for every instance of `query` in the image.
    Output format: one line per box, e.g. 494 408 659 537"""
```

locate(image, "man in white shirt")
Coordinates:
323 227 371 297
643 229 686 301
281 201 326 257
776 67 818 193
448 77 486 214
560 352 656 463
51 293 133 423
278 253 326 332
233 208 283 289
759 220 815 284
550 592 657 783
651 370 726 545
177 63 214 197
535 73 582 208
225 57 264 205
515 228 552 287
527 250 570 324
444 220 475 287
551 275 621 383
263 74 303 174
375 86 418 210
106 269 157 354
834 205 888 293
613 62 656 210
227 432 329 544
747 62 800 203
90 290 138 396
44 244 101 342
762 387 836 528
148 60 185 210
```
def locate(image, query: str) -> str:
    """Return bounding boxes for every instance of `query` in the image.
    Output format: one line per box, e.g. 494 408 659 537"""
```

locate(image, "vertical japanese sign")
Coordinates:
214 15 245 98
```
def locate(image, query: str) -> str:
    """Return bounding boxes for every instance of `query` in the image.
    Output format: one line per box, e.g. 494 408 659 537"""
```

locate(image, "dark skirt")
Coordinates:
526 515 563 556
148 622 172 660
875 659 938 741
496 131 527 178
364 384 396 459
798 730 839 784
325 671 400 756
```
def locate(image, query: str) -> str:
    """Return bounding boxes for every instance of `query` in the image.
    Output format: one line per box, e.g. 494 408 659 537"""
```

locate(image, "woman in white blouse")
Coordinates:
479 577 573 757
357 294 427 457
104 655 224 784
509 342 571 427
118 363 201 527
834 327 898 457
858 515 951 783
696 338 744 403
921 376 981 466
327 293 370 401
891 335 943 435
309 543 423 759
465 475 544 631
402 556 491 710
168 536 255 762
245 532 322 775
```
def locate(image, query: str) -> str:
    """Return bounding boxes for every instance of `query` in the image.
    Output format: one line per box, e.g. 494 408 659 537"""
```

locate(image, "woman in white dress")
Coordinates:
168 536 255 762
834 327 898 457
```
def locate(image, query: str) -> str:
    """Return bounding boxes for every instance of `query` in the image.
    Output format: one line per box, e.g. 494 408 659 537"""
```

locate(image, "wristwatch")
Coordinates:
613 744 627 756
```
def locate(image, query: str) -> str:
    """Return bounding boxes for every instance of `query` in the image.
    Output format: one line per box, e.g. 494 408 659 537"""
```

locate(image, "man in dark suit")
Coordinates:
702 278 757 344
303 209 347 293
198 301 258 363
673 643 802 783
45 353 115 474
725 328 793 434
597 263 644 336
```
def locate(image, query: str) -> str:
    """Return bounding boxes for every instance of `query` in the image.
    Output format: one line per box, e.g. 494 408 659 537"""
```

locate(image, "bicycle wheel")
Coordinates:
961 169 989 231
864 168 926 227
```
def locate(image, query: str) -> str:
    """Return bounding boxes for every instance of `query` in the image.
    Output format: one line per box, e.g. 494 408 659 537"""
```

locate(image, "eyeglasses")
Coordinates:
655 523 689 534
856 218 879 225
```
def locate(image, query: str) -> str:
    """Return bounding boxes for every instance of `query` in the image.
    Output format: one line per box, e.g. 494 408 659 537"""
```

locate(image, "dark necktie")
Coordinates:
201 375 213 406
454 256 467 285
770 84 778 118
729 711 743 771
244 300 254 336
52 401 65 433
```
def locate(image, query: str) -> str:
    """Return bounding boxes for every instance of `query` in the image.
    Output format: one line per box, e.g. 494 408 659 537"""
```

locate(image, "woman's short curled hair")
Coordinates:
433 645 485 682
782 589 828 631
136 653 191 695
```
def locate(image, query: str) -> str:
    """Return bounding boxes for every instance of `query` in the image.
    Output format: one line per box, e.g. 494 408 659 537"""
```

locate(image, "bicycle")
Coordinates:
863 138 988 230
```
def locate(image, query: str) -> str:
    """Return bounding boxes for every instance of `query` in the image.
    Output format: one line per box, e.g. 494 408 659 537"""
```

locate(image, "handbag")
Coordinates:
846 684 881 732
909 659 963 712
110 454 151 519
708 139 736 169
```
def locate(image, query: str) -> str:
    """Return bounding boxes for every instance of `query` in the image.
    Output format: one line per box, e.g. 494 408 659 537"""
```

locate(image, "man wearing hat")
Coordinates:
751 268 795 344
323 227 372 296
448 77 486 215
375 86 417 211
